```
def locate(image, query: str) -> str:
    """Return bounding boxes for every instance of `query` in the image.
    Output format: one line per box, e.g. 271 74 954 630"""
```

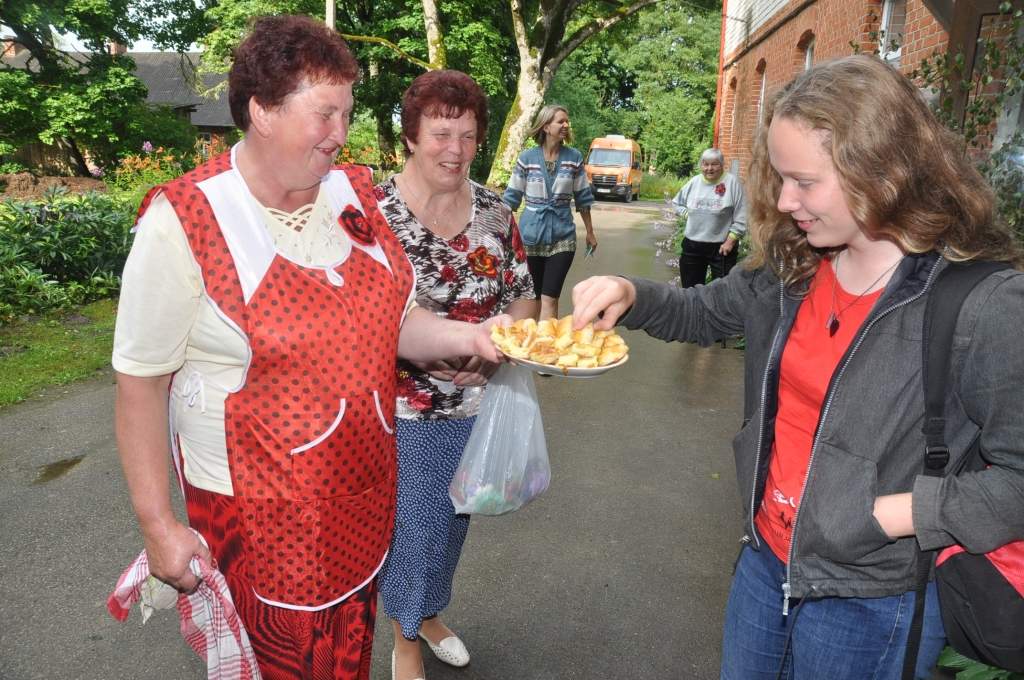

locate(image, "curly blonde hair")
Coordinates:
745 55 1020 287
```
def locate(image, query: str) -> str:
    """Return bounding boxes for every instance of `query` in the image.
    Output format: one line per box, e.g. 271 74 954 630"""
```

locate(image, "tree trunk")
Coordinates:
484 0 661 187
61 137 90 176
368 58 400 174
485 61 546 188
421 0 447 69
375 108 400 174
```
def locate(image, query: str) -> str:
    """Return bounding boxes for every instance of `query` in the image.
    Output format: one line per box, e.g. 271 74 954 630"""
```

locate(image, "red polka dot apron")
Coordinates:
146 149 413 609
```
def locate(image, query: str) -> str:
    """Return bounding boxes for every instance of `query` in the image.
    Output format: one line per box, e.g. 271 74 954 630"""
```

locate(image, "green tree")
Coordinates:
484 0 696 186
198 0 516 176
611 1 719 177
546 56 630 156
1 0 211 174
545 1 720 178
0 69 41 159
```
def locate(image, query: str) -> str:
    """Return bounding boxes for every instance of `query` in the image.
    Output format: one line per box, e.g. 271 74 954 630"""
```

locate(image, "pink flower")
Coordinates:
142 141 154 154
714 183 726 196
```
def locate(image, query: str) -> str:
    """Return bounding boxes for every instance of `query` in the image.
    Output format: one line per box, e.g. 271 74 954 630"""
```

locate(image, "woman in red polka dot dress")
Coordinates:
373 71 538 680
111 16 506 680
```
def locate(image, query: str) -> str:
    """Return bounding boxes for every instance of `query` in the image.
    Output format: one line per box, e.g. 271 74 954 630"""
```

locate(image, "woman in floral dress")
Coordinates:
375 70 538 680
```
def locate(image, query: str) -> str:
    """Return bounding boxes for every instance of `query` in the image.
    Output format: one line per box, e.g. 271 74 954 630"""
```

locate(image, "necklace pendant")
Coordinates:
826 312 840 337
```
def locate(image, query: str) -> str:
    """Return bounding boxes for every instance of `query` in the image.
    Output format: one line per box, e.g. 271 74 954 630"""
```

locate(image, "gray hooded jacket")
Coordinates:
623 252 1024 604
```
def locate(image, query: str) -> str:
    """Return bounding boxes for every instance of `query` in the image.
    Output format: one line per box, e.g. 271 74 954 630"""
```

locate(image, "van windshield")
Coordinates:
587 149 631 167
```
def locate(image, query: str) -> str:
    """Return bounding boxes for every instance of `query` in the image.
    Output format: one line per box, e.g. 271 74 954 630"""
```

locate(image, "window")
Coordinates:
804 37 815 71
586 149 631 167
198 132 213 159
994 86 1023 157
757 63 767 130
728 77 738 146
879 0 907 66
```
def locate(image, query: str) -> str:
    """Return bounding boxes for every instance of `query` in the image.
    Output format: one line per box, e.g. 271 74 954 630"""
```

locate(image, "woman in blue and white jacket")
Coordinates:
503 105 596 320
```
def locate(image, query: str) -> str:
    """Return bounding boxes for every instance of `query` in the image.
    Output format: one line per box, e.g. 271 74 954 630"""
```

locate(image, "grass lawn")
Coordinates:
0 298 117 408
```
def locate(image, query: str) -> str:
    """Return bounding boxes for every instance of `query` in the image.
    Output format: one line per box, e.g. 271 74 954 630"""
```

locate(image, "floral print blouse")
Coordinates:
375 177 535 420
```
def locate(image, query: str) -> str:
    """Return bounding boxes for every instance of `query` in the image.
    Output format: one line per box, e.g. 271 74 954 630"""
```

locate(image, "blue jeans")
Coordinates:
721 545 946 680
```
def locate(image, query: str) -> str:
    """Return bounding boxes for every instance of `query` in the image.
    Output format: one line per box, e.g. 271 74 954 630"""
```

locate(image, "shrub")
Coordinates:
107 144 187 210
640 172 685 200
0 161 28 175
986 134 1024 239
0 188 133 322
0 259 71 322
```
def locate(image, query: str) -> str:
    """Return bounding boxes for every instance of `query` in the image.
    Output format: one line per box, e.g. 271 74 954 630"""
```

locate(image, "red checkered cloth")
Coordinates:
107 532 262 680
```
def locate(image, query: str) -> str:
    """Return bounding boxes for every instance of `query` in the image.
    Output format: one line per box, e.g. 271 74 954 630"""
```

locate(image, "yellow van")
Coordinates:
585 135 643 202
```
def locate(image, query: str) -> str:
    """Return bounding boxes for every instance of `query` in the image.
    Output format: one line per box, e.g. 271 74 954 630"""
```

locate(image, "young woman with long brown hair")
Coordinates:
571 55 1024 679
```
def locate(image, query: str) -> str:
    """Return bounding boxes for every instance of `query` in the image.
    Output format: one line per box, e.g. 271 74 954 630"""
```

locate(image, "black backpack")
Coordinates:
902 260 1024 679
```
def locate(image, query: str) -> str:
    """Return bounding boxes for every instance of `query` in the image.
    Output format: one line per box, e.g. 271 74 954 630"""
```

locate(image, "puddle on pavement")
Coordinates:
33 455 85 484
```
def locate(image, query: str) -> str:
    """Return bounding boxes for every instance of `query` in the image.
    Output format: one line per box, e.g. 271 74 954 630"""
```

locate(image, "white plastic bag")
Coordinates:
449 364 550 515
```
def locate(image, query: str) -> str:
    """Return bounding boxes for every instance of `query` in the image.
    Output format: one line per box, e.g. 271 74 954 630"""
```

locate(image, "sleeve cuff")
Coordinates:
913 474 952 550
111 355 184 378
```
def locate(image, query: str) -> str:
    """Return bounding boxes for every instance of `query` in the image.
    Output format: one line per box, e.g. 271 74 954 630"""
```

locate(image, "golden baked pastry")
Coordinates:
490 314 629 371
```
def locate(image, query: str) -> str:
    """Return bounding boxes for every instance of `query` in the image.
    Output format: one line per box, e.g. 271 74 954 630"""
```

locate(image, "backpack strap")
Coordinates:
902 259 1011 680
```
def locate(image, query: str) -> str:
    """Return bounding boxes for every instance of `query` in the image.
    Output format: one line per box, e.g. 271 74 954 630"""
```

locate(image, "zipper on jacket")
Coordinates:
748 281 787 550
780 258 942 616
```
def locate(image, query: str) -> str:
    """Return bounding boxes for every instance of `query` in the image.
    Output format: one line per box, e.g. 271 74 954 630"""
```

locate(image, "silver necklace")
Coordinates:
826 251 900 337
398 174 464 231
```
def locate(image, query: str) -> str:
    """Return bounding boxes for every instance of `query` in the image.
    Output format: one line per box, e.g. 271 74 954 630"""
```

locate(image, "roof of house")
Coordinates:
1 48 234 129
129 52 233 129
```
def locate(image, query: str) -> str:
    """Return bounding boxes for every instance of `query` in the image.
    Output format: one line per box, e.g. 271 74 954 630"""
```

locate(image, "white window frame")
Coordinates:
993 21 1024 153
879 0 905 65
757 68 767 130
197 131 213 159
804 37 815 71
729 81 738 145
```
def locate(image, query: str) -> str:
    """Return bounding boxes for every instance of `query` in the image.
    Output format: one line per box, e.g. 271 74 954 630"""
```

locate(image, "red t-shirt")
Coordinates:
754 258 883 563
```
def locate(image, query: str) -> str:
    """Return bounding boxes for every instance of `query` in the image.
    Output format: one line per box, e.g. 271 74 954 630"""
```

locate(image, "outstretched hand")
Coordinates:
571 276 636 331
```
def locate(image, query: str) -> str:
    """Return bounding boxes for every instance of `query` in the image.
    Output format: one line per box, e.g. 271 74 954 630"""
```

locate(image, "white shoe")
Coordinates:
418 632 470 667
392 649 426 680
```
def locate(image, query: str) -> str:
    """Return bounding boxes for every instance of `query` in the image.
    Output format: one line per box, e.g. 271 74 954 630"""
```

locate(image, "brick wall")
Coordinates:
716 0 948 180
964 12 1018 162
901 0 949 68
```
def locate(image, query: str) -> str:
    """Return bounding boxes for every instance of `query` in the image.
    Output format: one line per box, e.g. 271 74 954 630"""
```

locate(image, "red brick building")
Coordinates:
714 0 1023 178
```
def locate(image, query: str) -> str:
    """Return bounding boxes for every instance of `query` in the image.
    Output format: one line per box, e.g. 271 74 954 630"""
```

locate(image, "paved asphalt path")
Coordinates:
0 202 748 680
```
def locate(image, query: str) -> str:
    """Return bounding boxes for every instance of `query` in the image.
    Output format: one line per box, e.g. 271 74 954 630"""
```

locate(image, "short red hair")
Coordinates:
400 70 489 155
228 15 360 131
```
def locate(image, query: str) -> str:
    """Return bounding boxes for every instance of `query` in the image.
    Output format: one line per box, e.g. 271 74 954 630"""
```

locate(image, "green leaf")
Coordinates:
938 646 974 669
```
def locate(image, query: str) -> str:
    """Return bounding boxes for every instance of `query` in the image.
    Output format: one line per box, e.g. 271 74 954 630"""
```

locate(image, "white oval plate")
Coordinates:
507 354 629 378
